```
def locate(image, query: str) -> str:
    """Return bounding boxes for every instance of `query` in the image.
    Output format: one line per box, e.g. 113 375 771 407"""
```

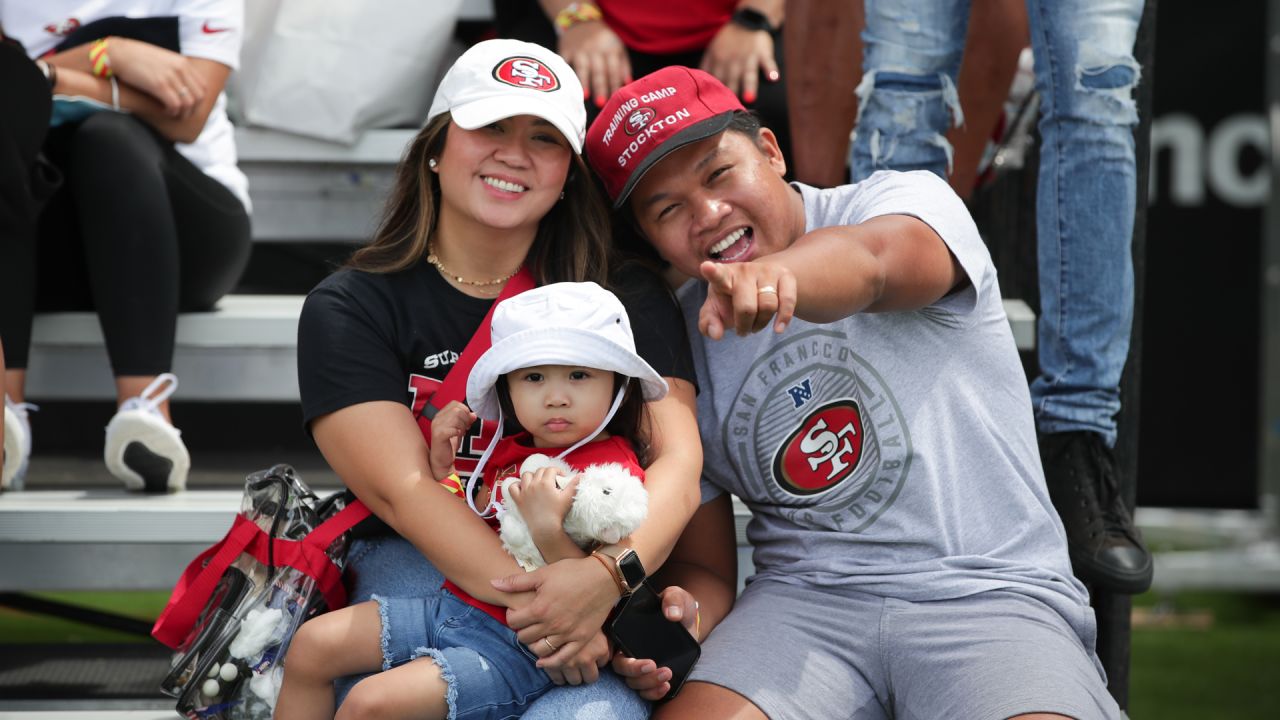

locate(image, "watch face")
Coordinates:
618 549 646 588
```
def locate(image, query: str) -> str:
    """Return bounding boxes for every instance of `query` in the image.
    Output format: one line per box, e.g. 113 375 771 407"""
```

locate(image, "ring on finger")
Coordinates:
541 637 559 653
178 87 190 96
758 285 777 295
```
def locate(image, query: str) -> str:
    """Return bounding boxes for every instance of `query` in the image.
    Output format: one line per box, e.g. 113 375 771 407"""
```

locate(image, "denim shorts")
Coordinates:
375 589 553 720
338 536 651 720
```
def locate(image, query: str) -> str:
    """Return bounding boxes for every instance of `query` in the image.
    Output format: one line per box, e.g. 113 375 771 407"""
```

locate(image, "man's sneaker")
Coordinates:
104 373 189 493
1039 431 1153 594
3 397 36 491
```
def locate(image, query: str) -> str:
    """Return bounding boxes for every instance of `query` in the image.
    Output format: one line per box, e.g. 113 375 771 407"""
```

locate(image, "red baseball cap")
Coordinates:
586 66 745 208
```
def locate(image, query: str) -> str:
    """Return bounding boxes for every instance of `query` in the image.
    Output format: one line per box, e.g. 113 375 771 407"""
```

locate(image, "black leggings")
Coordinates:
0 41 251 376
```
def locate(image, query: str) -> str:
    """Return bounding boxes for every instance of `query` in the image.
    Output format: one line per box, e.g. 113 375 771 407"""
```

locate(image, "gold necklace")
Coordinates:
426 243 522 287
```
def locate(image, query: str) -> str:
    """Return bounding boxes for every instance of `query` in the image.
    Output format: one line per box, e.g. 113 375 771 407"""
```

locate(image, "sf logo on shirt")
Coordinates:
774 400 863 495
493 57 560 91
723 330 911 532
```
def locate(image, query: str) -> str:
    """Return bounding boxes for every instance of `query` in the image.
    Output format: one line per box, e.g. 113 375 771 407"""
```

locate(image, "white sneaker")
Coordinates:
3 396 36 491
104 373 189 493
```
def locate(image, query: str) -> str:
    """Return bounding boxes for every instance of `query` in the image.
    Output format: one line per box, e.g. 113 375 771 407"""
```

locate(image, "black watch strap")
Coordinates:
730 7 775 33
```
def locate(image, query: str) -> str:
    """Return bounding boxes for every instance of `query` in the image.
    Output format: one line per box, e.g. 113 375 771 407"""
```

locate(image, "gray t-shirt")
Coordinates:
680 170 1094 640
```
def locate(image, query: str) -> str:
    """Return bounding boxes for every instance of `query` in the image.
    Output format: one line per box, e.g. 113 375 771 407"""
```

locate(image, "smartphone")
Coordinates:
607 581 702 700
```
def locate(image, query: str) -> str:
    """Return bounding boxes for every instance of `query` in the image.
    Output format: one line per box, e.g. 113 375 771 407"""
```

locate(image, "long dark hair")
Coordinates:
348 112 611 285
496 374 651 466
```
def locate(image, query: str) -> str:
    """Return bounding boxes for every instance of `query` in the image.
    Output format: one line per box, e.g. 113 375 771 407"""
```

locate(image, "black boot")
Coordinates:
1038 431 1153 594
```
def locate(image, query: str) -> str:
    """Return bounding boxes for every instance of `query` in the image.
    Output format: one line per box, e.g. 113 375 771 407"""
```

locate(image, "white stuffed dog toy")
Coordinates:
497 453 648 571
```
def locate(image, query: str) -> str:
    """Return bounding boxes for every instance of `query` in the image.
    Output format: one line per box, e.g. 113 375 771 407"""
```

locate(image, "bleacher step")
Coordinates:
26 296 303 402
26 296 1037 402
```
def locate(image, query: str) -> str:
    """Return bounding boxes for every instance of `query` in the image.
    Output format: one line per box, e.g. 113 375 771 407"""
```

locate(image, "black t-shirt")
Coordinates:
298 258 695 476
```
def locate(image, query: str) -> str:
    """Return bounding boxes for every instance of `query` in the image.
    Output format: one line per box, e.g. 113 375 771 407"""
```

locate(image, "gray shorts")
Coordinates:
689 579 1121 720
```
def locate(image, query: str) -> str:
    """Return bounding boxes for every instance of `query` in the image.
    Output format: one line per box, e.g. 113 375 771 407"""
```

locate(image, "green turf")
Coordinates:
1129 591 1280 719
0 591 169 643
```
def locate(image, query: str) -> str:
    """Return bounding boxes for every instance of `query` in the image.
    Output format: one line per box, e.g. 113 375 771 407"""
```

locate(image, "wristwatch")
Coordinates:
595 546 646 595
730 7 775 33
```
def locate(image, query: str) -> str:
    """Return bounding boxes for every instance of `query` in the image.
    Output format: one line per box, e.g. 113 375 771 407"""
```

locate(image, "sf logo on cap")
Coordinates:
493 57 560 92
625 108 656 136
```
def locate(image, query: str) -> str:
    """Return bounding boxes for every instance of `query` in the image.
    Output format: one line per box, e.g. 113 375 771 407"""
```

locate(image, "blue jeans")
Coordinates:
852 0 1143 446
374 590 554 720
336 536 652 719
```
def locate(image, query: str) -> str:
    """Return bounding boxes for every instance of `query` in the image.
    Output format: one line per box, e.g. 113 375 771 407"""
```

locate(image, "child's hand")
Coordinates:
508 466 580 542
429 401 476 482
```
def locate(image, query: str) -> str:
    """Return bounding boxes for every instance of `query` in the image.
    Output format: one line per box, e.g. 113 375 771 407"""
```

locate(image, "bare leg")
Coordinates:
947 0 1029 198
115 375 172 421
652 681 767 720
5 371 175 421
275 601 386 720
4 369 24 405
784 0 863 187
336 657 451 720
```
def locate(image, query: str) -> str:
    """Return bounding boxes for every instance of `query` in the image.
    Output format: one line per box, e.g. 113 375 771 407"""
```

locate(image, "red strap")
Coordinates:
306 500 372 554
151 517 262 648
151 499 372 649
427 266 535 415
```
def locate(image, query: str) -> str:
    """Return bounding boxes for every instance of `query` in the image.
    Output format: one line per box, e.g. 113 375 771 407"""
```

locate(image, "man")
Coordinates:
587 66 1121 719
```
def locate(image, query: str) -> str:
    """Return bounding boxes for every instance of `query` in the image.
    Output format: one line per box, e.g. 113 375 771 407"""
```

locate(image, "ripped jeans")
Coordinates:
852 0 1143 446
336 536 652 719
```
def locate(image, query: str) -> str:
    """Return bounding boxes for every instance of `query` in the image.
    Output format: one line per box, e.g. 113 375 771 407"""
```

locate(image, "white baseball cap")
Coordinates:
467 282 668 422
428 39 586 153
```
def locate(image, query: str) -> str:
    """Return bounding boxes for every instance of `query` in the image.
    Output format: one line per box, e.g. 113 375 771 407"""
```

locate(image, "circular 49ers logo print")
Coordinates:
625 108 656 136
774 399 864 495
492 57 560 92
721 328 912 533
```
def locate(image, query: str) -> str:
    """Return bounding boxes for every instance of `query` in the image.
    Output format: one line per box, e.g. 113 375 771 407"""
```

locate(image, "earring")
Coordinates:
559 190 566 201
428 157 438 170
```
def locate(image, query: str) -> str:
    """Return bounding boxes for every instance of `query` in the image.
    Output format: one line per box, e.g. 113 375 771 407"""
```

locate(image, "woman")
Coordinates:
296 39 702 718
0 0 251 492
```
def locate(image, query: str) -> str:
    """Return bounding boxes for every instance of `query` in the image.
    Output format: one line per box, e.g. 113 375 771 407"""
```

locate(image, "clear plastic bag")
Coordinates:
157 464 355 719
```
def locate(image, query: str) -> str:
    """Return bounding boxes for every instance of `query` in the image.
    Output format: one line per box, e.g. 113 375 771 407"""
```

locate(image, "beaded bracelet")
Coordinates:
89 38 113 78
554 2 603 35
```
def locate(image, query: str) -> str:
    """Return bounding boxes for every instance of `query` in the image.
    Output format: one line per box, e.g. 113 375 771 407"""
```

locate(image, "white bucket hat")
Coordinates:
467 281 668 420
462 282 668 518
428 38 587 153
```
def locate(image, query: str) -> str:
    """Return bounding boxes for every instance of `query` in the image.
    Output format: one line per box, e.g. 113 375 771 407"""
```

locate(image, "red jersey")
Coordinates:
599 0 737 56
443 433 644 624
